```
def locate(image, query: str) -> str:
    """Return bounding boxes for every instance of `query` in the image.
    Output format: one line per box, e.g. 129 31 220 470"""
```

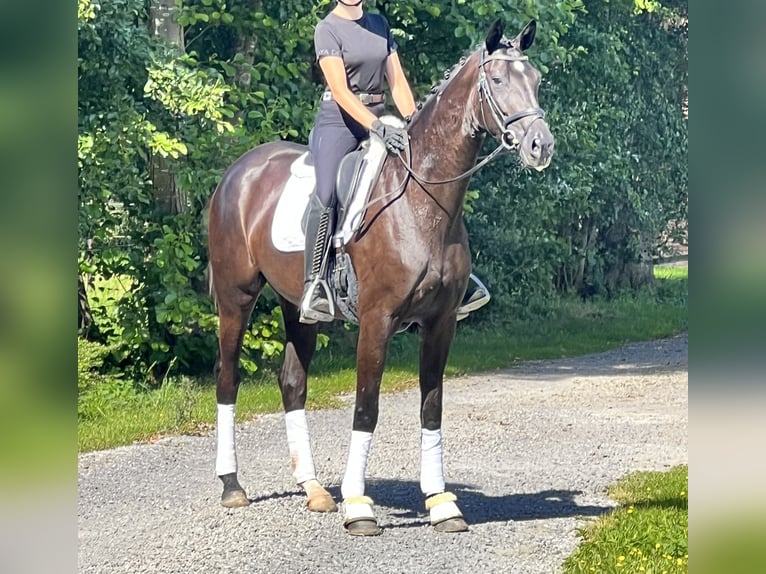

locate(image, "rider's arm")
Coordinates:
385 52 417 118
319 56 379 130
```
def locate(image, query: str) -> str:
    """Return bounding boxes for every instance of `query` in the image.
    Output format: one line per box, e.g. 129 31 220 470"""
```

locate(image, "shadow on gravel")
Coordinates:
507 335 688 382
325 480 611 529
247 490 305 505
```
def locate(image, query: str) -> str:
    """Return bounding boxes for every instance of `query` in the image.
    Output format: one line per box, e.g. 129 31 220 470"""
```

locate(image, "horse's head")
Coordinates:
475 19 554 171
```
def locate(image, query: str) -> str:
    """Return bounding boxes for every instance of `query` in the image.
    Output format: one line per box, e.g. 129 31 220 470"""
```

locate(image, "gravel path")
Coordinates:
78 333 687 574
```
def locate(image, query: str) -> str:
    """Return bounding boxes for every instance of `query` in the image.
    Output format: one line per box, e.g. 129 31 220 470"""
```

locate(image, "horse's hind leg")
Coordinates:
278 298 337 512
214 284 260 508
418 315 469 532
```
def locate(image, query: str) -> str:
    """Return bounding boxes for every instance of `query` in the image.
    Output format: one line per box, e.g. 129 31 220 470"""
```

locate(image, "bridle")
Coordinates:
393 46 546 187
477 48 546 152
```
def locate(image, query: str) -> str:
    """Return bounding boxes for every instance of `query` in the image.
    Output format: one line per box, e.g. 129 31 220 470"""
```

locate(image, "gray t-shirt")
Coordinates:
314 12 397 94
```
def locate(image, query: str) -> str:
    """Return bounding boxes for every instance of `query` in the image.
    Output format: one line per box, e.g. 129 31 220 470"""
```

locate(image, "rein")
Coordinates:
394 138 507 186
359 140 507 215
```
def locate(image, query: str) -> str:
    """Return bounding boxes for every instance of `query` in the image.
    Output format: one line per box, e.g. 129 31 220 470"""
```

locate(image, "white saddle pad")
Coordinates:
271 115 404 253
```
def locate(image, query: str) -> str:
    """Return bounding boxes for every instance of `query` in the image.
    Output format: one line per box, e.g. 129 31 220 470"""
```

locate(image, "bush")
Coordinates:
78 339 136 420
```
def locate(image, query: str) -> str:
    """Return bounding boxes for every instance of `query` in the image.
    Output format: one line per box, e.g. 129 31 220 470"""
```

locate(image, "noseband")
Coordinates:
477 48 546 150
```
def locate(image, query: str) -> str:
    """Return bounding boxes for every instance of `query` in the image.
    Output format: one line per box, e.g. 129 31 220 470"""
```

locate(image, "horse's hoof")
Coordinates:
345 519 382 536
433 517 469 533
343 495 379 535
307 491 338 513
301 479 338 512
221 488 250 508
219 473 250 508
426 492 467 532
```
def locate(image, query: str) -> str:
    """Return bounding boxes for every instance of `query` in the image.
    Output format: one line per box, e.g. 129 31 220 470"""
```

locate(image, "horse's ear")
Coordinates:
485 19 504 54
514 20 537 52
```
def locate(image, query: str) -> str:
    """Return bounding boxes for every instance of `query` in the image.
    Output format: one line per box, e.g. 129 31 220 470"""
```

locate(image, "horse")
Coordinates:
207 18 554 536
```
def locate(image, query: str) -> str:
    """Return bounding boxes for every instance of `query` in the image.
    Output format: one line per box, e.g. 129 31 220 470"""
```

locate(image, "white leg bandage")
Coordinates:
341 431 373 499
215 403 237 476
420 428 445 496
284 409 317 484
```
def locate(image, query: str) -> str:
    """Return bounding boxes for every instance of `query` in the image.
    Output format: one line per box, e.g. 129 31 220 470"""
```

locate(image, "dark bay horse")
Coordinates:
207 19 554 536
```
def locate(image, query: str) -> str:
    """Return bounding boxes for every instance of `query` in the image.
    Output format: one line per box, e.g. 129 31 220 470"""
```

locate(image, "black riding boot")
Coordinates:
299 196 335 324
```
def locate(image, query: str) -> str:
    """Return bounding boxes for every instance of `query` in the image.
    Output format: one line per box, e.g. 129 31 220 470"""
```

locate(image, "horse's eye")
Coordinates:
492 77 503 85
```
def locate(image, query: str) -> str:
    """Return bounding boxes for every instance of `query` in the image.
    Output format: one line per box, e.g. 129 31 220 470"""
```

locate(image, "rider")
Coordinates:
300 0 414 324
300 0 490 324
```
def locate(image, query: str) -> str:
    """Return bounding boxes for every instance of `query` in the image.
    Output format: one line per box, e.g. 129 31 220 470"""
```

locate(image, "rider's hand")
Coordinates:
370 120 408 154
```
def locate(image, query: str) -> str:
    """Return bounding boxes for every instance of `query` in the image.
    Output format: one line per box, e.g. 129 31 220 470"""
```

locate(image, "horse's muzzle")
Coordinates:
520 119 554 171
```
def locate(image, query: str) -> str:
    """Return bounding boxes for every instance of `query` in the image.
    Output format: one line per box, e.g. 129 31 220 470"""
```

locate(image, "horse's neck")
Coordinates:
406 59 484 220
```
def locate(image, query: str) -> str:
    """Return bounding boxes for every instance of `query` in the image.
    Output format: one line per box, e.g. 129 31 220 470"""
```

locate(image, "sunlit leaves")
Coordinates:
144 58 235 133
78 0 97 22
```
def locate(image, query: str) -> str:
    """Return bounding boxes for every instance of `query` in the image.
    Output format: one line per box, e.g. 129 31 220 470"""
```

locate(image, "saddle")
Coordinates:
270 115 491 326
271 116 402 323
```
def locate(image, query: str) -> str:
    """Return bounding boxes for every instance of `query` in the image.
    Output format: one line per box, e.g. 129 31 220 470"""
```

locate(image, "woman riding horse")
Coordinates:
300 0 414 323
207 16 554 536
302 0 489 324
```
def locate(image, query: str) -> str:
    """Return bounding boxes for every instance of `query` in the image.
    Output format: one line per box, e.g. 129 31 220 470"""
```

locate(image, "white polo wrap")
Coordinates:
284 409 317 484
215 403 237 476
341 430 373 499
420 428 445 496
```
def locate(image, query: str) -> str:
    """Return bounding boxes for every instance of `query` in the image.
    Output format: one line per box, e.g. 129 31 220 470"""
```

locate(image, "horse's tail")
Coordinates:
207 262 218 311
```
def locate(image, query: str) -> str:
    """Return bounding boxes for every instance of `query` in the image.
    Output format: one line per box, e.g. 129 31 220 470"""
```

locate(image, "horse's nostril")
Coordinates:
530 138 541 158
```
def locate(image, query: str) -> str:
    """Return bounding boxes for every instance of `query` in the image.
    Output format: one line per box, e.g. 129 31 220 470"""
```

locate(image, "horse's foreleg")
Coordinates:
340 317 393 536
215 294 256 508
419 315 468 532
279 300 337 513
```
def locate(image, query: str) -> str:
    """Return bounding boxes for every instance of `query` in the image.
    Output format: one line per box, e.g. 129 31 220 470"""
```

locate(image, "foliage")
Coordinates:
78 0 687 381
77 0 313 380
564 465 688 573
78 338 136 420
466 0 687 308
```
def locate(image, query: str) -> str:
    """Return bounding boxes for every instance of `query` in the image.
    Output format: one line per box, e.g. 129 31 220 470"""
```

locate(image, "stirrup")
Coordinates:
299 278 335 324
456 273 491 321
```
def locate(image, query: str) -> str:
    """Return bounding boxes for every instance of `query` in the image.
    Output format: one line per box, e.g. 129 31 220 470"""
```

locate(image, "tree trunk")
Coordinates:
574 219 598 293
148 0 185 214
149 0 184 46
602 223 655 293
78 273 99 339
230 0 261 122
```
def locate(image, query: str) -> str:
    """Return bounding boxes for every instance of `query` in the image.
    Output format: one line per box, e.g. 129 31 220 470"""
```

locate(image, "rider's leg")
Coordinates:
300 195 335 323
300 121 359 324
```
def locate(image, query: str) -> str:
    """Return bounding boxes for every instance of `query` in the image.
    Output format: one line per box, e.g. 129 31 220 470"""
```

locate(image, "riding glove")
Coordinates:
370 120 408 154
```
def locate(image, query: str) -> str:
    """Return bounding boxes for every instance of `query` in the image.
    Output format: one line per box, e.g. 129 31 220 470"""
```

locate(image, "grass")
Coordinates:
653 266 687 280
563 465 688 574
78 267 687 452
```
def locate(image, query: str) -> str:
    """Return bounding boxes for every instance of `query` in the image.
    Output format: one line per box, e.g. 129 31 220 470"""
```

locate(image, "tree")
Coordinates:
149 0 186 215
465 0 687 304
